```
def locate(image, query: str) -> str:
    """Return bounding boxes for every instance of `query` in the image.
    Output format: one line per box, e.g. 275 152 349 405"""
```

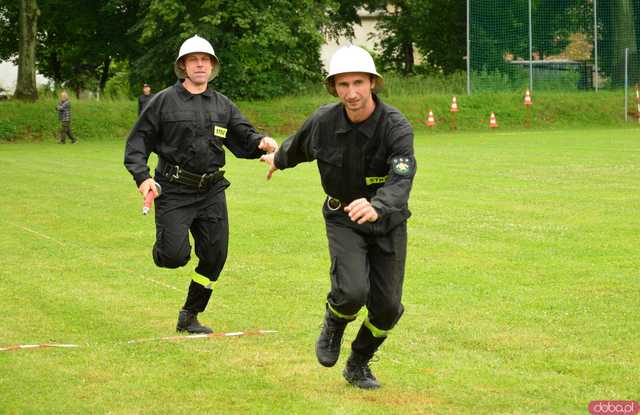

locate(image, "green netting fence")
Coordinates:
467 0 640 94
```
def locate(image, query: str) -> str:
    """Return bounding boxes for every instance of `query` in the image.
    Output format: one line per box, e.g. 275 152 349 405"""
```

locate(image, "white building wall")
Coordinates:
320 12 381 70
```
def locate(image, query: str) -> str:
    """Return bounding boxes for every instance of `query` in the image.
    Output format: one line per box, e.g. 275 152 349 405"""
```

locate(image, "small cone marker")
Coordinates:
524 89 533 128
450 96 459 113
636 84 640 123
427 110 436 127
449 97 459 130
489 112 498 128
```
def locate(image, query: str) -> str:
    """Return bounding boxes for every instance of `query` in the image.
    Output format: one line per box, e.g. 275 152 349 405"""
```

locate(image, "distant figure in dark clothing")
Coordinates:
138 83 154 115
56 91 77 144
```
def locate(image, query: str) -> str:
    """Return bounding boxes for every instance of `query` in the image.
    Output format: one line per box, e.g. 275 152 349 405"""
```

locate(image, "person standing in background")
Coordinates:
138 83 154 115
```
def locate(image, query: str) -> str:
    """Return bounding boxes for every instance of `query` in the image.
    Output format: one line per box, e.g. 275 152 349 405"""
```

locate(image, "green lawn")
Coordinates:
0 128 638 414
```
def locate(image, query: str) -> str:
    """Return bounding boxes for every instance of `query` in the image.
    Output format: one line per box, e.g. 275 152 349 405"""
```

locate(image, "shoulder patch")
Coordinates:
391 157 414 176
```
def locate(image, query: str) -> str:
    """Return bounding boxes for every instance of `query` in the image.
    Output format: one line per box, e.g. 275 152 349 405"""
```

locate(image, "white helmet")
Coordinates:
325 45 383 96
174 35 221 81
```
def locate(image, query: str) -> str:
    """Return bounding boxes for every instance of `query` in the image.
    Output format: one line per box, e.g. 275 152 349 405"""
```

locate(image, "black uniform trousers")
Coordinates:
152 181 229 313
324 204 407 355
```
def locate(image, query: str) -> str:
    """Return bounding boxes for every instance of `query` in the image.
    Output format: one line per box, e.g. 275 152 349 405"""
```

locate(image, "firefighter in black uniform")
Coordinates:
260 45 416 389
137 83 154 115
124 35 277 334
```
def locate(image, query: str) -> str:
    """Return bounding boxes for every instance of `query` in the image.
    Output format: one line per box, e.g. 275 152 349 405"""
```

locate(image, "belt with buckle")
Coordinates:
326 196 342 211
159 158 224 190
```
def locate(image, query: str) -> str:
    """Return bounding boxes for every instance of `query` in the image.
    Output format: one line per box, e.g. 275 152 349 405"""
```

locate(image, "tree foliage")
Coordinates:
367 1 420 75
131 0 351 100
1 0 140 96
35 0 141 96
1 0 476 99
0 3 20 62
415 0 467 74
366 1 466 76
599 0 640 86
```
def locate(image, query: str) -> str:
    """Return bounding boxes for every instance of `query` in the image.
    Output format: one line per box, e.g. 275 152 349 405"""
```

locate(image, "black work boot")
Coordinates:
316 309 350 367
343 351 380 389
176 309 213 334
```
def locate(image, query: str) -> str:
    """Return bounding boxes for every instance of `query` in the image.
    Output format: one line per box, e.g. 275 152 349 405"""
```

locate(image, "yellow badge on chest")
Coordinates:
214 125 228 139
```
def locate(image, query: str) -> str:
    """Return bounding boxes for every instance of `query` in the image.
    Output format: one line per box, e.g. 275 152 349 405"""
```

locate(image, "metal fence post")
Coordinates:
528 0 533 92
467 0 471 96
625 48 629 121
593 0 599 92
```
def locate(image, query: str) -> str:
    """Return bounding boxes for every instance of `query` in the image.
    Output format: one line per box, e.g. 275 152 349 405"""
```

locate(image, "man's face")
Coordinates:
183 53 213 85
334 72 375 113
143 86 151 95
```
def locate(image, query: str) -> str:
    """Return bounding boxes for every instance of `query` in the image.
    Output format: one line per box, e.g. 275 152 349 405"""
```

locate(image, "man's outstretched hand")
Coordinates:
259 152 279 180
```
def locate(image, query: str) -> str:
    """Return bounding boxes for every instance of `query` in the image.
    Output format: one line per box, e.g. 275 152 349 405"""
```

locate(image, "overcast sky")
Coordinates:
0 61 50 93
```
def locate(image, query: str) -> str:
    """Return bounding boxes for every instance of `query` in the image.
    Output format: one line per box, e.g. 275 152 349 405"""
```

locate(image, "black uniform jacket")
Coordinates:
124 81 265 188
274 95 416 226
138 93 154 115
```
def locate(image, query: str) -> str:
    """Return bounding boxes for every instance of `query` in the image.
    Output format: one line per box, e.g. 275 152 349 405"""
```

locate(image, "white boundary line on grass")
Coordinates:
7 222 66 246
5 220 184 292
1 330 278 352
137 274 183 292
126 329 279 344
0 343 80 352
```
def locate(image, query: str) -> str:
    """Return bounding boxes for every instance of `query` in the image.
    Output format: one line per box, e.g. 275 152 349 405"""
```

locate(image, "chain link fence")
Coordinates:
467 0 640 95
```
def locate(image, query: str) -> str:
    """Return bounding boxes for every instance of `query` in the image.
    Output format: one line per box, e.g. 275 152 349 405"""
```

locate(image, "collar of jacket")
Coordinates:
174 80 214 101
335 94 383 139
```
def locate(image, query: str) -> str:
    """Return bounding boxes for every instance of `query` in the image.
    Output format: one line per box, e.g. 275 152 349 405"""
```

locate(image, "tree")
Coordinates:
365 1 466 76
414 0 466 74
130 0 352 100
599 0 639 87
35 0 141 96
14 0 39 101
0 0 141 97
324 0 368 41
470 0 528 74
0 3 19 61
366 1 420 75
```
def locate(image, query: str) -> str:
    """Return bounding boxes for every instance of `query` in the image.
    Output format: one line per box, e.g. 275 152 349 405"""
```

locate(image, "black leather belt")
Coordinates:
159 159 224 190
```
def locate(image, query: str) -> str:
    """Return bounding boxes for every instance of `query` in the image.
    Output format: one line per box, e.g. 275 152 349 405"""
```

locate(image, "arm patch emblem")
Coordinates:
214 125 228 139
391 157 413 176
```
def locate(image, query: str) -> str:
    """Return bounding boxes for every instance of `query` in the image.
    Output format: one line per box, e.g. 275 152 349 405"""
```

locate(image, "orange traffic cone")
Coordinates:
427 110 436 127
524 89 532 106
450 96 459 113
489 112 498 128
636 85 640 123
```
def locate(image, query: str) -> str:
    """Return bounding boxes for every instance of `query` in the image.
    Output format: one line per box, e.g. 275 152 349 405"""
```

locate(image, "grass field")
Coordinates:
0 128 638 414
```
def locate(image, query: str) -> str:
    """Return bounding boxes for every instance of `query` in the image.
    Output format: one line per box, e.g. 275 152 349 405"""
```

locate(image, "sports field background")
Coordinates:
0 128 638 414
